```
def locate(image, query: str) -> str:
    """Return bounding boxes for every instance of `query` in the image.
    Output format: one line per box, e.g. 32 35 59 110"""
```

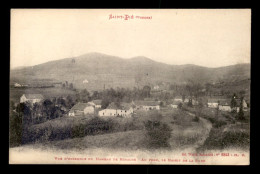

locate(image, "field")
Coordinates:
17 107 213 152
182 106 250 151
9 87 76 103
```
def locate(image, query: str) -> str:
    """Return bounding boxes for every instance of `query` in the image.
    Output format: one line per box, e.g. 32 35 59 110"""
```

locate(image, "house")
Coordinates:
207 99 219 108
170 101 182 109
88 100 102 109
14 83 22 87
231 98 248 112
184 98 189 103
218 100 232 112
98 102 134 117
174 96 183 102
20 94 44 104
14 83 28 88
68 103 94 116
53 82 62 87
153 85 160 90
133 100 160 111
192 99 199 106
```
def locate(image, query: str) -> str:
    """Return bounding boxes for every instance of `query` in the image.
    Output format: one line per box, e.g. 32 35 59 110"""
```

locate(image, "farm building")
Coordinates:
68 103 94 116
192 99 199 105
20 94 44 104
170 101 182 109
53 82 62 87
184 98 189 103
218 100 232 112
98 102 134 117
14 83 28 88
174 96 183 102
14 83 22 87
88 100 102 109
133 100 160 111
231 98 248 112
207 99 219 108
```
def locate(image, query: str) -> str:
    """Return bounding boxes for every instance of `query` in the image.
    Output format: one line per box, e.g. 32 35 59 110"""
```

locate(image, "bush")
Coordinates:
207 117 227 128
9 111 23 147
71 124 85 138
200 127 250 150
20 116 145 144
192 116 200 122
144 120 172 149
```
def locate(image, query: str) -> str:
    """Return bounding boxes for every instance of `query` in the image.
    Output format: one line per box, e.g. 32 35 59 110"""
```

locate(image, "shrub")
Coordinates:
192 116 200 122
144 120 172 149
199 127 250 151
71 124 85 138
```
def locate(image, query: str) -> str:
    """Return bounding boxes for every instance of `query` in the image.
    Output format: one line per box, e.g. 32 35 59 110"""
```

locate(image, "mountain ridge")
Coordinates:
10 52 250 91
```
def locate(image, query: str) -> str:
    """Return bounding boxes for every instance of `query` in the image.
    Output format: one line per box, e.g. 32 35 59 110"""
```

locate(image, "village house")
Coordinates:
98 102 134 117
207 99 219 108
14 83 29 88
170 101 182 109
133 100 160 111
174 96 183 102
53 82 62 88
184 98 189 103
20 94 44 104
68 103 94 116
153 85 160 90
231 98 248 113
218 100 232 112
14 83 22 87
88 99 102 109
192 99 199 106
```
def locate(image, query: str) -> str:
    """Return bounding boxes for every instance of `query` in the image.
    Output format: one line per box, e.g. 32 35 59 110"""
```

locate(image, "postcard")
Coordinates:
9 9 250 165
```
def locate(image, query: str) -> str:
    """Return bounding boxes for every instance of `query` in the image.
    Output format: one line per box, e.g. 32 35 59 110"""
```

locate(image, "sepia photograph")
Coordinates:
9 9 250 165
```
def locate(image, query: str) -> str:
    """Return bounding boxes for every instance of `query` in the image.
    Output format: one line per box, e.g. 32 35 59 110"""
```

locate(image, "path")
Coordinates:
186 111 212 150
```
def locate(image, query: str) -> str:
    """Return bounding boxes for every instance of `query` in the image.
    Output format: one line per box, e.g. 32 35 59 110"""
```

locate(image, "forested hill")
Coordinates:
10 52 250 90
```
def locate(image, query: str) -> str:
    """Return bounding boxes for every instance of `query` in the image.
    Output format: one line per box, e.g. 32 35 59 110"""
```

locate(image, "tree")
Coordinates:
237 97 245 121
92 91 100 100
205 83 212 97
69 83 73 90
182 94 186 102
80 89 90 102
66 95 74 108
10 100 15 111
101 98 110 109
43 99 54 120
142 85 151 98
144 114 172 148
9 110 23 147
187 98 193 107
178 102 183 109
159 101 164 107
230 93 237 109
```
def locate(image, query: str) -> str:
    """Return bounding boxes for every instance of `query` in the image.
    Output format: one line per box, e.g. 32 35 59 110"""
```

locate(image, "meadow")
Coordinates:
9 87 76 103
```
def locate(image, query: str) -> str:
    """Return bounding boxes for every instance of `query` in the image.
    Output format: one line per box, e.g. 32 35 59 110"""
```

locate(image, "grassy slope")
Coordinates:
22 108 211 152
9 87 76 103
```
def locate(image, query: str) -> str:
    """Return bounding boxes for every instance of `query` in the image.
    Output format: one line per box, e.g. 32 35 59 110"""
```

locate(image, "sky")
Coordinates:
10 9 251 69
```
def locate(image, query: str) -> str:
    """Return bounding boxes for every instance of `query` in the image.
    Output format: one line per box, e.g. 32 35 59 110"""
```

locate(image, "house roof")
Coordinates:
91 100 102 105
174 96 182 100
134 100 159 106
106 102 133 110
70 103 92 111
208 99 221 103
171 101 182 105
219 100 230 106
24 94 44 99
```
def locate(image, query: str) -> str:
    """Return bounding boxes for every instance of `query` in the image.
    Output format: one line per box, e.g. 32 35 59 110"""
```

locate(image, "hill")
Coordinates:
10 52 250 91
